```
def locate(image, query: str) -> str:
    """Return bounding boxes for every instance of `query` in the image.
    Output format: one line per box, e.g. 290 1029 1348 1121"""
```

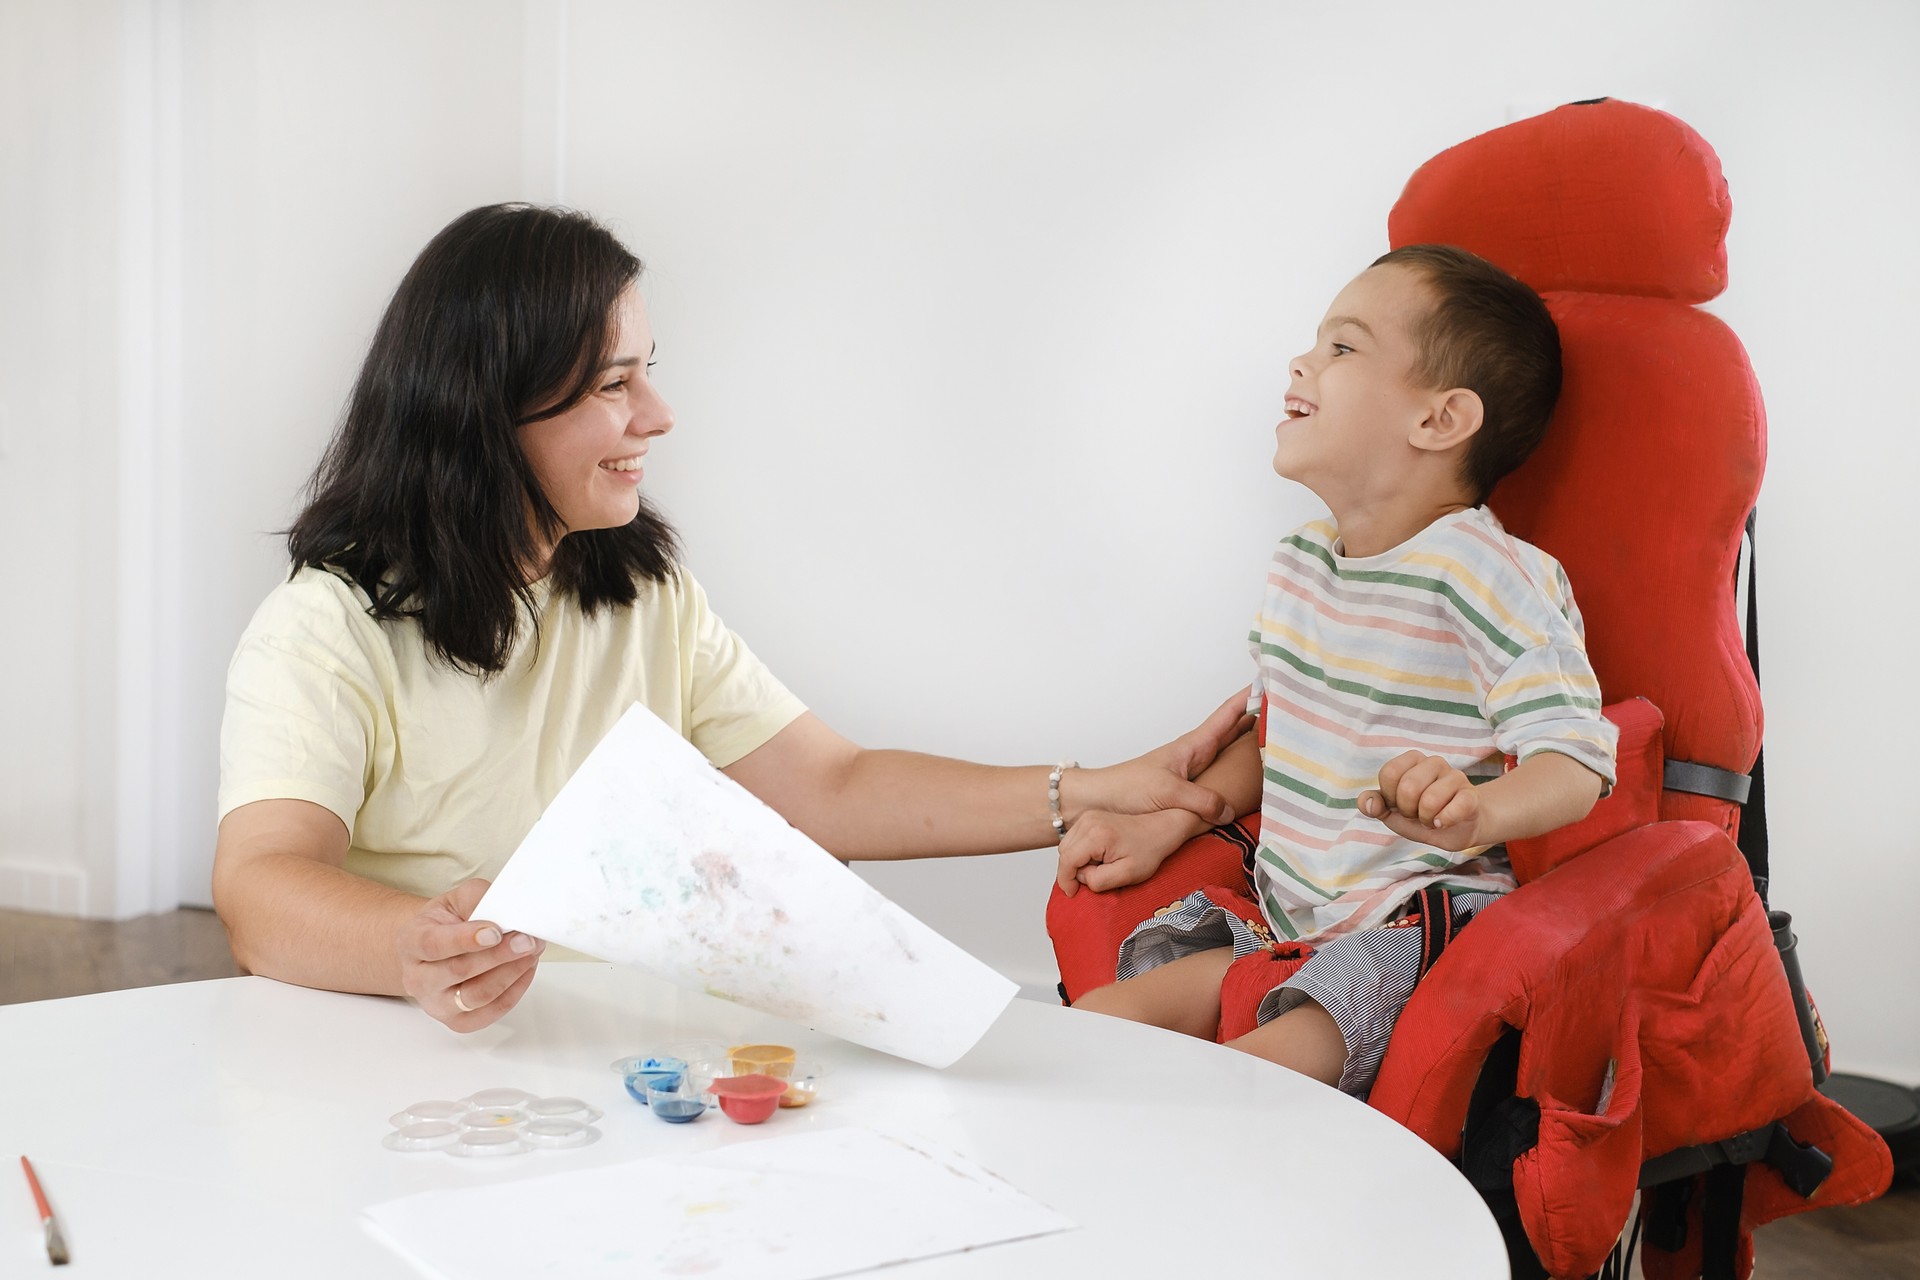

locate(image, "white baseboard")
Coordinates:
0 859 90 916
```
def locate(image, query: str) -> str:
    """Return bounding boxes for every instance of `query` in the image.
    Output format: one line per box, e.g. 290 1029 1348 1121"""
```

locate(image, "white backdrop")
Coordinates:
2 0 1916 1083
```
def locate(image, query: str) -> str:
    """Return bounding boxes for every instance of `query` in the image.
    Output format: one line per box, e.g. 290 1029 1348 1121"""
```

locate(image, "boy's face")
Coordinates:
1271 264 1441 501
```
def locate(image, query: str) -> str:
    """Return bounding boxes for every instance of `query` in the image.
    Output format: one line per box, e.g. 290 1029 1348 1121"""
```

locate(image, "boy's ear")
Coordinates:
1409 388 1485 454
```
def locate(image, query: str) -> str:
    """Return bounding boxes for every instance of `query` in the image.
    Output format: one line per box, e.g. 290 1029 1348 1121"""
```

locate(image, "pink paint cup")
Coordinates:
708 1073 787 1125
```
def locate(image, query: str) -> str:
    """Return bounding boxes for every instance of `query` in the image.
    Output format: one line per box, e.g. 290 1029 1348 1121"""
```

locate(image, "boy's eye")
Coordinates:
1331 343 1354 356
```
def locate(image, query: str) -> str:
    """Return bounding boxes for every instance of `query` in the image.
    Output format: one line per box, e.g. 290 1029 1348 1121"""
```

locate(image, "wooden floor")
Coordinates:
0 904 242 1004
0 907 1913 1277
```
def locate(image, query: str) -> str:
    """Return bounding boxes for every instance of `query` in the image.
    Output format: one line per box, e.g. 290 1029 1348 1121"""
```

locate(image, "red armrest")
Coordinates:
1046 817 1256 1003
1507 697 1665 883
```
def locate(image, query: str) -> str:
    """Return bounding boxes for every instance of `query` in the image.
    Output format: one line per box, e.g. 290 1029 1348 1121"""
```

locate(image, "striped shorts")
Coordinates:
1115 887 1498 1098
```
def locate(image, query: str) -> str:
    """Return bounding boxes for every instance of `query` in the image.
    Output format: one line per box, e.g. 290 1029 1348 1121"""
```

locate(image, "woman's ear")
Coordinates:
1410 388 1485 454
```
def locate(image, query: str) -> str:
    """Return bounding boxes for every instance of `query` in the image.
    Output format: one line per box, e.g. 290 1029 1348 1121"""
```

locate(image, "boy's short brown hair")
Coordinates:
1372 244 1562 502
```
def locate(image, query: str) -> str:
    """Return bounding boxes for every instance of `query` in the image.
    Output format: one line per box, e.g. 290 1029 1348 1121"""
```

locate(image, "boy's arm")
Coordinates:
1057 729 1264 895
1358 749 1604 853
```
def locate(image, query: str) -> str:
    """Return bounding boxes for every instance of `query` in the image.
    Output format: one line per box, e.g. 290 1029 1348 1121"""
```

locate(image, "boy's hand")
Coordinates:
1056 810 1187 897
1358 752 1491 853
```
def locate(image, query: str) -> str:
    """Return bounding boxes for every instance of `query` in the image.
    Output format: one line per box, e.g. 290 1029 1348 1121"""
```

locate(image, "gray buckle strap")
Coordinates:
1664 759 1752 805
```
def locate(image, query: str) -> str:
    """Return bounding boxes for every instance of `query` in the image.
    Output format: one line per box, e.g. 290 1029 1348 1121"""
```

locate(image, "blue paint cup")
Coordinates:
644 1077 707 1123
620 1056 688 1106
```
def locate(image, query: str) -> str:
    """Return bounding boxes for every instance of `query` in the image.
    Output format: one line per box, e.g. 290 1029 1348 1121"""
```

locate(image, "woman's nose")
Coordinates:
634 382 675 437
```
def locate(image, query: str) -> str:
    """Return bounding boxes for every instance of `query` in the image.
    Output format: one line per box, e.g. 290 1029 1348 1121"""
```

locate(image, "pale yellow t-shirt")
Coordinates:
218 565 806 900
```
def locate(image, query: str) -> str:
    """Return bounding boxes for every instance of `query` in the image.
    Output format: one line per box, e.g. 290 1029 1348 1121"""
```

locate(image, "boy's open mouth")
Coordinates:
1284 396 1318 419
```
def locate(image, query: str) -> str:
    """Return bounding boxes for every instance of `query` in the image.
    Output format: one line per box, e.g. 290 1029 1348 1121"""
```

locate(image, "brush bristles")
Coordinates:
45 1218 69 1266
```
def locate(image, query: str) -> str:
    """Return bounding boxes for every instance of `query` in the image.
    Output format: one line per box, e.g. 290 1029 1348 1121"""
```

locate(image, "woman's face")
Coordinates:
518 286 674 556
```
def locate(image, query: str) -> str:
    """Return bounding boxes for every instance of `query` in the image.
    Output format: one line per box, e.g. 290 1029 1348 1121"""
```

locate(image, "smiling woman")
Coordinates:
209 203 1249 1034
283 206 681 676
517 286 674 564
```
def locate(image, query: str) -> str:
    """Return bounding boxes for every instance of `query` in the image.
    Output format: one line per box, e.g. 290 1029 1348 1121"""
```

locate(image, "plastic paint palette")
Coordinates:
382 1089 602 1158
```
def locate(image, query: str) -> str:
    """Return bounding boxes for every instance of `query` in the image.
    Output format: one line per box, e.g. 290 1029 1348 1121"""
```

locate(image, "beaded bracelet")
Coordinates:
1048 761 1079 842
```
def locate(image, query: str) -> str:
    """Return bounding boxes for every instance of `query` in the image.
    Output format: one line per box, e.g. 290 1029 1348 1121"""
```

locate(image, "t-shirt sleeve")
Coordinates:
679 574 807 768
217 585 381 832
1483 642 1619 789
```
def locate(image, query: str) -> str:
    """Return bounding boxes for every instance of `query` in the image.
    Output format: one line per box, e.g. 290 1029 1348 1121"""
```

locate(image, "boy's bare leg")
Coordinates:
1223 999 1347 1087
1072 947 1235 1040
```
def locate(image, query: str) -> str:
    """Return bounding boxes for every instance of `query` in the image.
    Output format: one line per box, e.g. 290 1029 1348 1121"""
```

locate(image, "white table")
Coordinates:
0 965 1506 1277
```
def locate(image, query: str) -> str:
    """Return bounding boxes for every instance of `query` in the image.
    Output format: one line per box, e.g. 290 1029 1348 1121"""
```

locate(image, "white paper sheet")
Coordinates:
362 1128 1076 1280
473 703 1017 1067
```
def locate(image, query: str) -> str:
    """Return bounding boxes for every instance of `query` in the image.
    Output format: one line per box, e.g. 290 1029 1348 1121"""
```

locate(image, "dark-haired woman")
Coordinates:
212 204 1243 1032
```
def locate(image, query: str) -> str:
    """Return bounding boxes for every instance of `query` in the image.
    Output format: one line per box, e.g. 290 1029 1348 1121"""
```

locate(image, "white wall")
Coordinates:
3 0 1915 1083
0 0 145 916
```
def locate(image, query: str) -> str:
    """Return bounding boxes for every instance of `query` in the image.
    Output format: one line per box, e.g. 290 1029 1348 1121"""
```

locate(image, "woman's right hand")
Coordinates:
1055 808 1193 897
396 878 545 1031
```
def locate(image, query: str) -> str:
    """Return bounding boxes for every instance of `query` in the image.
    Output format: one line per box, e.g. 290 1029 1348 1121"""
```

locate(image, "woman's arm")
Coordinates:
723 696 1249 860
212 798 542 1028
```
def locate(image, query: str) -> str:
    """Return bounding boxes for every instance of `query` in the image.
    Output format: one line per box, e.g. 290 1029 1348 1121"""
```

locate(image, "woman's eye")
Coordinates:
601 378 628 394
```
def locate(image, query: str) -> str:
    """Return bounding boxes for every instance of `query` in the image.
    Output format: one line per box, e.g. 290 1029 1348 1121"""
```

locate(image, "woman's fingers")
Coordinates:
444 952 543 1029
1173 687 1256 776
398 877 547 1030
430 930 544 985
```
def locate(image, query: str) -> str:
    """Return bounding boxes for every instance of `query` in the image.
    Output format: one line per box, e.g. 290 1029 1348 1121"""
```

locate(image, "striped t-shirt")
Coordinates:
1248 506 1617 943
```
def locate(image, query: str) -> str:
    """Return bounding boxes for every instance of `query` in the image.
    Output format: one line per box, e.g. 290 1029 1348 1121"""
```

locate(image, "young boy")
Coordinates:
1058 244 1617 1097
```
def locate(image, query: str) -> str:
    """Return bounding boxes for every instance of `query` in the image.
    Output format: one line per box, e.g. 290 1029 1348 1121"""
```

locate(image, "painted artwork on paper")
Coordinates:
363 1128 1076 1280
473 704 1016 1067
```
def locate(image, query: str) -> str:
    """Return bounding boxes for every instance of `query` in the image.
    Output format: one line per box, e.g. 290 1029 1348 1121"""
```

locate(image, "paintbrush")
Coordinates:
19 1156 70 1266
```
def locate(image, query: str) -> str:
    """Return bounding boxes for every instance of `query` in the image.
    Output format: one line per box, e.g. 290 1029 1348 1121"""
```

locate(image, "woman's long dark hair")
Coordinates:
288 204 678 674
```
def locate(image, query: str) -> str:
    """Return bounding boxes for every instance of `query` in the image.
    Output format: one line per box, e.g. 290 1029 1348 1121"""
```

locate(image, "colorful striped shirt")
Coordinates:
1247 506 1617 943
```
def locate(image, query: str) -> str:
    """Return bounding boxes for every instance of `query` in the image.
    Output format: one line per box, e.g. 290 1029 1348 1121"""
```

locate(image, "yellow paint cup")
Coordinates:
727 1043 796 1078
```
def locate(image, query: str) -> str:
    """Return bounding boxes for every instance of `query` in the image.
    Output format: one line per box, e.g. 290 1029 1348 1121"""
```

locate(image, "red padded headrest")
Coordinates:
1389 99 1731 303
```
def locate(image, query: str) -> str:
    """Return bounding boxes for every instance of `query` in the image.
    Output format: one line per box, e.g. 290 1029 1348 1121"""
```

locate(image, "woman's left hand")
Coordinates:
1064 687 1253 824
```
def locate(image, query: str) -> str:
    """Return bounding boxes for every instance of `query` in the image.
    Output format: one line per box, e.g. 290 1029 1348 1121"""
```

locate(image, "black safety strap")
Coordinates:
1413 885 1457 977
1663 760 1753 804
1738 510 1771 892
1701 1163 1747 1280
1639 1121 1832 1198
1208 819 1260 893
